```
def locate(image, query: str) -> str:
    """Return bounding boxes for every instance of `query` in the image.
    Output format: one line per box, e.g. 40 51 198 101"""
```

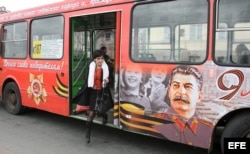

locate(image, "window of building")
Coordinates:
189 24 202 40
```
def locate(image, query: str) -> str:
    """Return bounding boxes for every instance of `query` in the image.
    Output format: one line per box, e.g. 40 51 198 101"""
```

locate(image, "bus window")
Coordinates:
131 0 208 63
215 0 250 65
94 29 115 60
31 16 64 59
1 22 27 58
74 31 90 59
131 26 170 62
214 23 228 63
233 23 250 64
175 24 207 63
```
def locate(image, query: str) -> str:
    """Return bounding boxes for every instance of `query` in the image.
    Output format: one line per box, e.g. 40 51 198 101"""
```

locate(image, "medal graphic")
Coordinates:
27 73 47 105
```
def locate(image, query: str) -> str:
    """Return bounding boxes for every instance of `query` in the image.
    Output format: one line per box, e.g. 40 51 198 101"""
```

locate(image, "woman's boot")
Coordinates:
86 121 92 143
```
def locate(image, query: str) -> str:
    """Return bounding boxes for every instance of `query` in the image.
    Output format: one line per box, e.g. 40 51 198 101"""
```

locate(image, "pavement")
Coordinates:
0 147 14 154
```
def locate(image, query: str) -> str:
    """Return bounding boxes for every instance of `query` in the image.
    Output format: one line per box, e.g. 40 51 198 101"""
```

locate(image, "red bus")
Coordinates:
0 0 250 153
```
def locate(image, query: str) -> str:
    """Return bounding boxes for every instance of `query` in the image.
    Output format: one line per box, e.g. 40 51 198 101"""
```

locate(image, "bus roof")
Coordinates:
0 0 134 23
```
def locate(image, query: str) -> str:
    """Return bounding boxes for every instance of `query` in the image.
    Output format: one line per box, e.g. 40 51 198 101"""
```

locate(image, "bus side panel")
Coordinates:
25 60 70 116
1 58 70 116
117 0 250 150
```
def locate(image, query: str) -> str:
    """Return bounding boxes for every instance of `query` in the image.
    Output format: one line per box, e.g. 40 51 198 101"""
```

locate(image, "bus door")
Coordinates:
70 17 91 113
70 12 121 126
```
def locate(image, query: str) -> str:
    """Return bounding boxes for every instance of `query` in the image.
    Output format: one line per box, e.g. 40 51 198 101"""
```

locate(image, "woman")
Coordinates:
86 50 109 143
144 66 169 113
120 65 151 111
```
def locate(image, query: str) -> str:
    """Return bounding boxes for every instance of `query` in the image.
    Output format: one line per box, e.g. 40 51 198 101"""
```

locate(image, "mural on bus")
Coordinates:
118 61 250 149
27 73 47 105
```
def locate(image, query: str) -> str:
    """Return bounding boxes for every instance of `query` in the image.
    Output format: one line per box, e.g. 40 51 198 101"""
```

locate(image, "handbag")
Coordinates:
72 85 91 114
95 85 114 116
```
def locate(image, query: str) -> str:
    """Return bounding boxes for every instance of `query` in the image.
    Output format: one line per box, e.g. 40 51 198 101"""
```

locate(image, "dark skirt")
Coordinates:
89 88 102 111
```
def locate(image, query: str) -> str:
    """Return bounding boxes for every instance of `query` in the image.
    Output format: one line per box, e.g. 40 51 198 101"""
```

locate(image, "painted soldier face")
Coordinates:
151 67 167 84
168 73 202 120
124 66 142 89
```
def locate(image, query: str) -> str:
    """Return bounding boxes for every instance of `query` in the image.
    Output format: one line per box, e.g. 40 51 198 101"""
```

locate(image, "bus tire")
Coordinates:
220 111 250 153
3 82 25 115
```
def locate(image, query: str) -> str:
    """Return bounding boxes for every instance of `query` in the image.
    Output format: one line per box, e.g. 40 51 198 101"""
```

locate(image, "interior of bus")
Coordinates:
70 12 116 123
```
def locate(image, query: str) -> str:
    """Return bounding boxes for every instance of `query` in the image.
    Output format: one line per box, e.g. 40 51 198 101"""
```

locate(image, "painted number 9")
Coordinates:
217 69 244 100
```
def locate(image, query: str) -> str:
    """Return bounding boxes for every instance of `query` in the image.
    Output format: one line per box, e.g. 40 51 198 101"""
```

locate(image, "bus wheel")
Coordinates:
3 82 25 115
220 111 250 153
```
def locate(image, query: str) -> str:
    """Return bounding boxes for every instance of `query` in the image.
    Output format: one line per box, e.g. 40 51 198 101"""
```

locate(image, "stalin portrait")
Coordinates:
153 65 213 149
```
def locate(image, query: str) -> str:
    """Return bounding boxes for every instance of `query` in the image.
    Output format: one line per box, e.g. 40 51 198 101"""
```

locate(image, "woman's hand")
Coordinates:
149 84 166 102
104 78 109 83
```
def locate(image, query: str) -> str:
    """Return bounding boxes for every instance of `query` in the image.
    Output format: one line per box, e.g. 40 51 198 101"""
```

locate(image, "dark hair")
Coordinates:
236 44 249 54
100 46 107 51
169 65 203 90
93 50 104 59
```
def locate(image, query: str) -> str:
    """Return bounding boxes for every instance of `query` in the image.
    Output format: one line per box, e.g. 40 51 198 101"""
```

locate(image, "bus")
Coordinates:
0 0 250 153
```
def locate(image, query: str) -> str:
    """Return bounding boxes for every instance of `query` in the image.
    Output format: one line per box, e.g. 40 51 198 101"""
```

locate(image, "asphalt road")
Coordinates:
0 102 217 154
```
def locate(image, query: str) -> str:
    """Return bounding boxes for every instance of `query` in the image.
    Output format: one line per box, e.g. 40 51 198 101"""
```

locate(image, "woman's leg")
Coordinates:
86 110 95 143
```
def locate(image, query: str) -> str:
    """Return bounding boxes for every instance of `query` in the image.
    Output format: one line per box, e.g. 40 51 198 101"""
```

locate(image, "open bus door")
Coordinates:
70 12 121 127
70 17 91 116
